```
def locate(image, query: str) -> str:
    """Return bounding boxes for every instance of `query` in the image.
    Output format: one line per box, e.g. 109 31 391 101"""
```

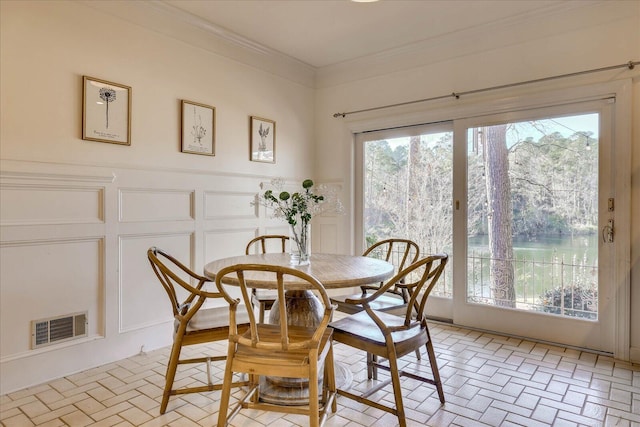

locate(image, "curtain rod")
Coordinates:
332 60 638 118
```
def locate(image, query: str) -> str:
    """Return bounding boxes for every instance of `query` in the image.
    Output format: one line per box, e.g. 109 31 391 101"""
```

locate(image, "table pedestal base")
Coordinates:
263 290 350 405
257 363 352 406
268 290 324 326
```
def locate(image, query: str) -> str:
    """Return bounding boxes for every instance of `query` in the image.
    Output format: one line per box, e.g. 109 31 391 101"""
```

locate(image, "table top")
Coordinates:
204 253 394 290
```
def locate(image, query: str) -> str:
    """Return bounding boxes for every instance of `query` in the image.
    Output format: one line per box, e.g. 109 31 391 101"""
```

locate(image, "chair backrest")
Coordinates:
148 247 235 328
245 235 289 255
364 238 419 274
215 264 333 351
362 254 448 326
362 238 420 294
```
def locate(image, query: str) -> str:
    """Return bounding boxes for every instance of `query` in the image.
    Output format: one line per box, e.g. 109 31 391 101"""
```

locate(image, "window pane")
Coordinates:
467 114 599 319
363 130 453 297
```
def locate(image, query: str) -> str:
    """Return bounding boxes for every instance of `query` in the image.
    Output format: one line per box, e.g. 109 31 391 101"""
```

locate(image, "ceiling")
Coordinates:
163 0 571 69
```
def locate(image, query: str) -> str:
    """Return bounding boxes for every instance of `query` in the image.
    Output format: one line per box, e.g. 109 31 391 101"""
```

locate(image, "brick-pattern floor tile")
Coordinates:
1 321 638 427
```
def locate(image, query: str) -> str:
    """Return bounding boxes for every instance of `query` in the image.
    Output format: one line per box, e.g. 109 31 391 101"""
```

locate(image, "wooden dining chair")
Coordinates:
245 235 289 322
147 247 249 414
331 238 420 315
215 263 337 427
329 254 449 427
330 238 422 360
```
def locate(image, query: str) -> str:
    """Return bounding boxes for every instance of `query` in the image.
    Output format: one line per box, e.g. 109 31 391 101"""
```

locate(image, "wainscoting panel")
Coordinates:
204 227 257 300
0 160 346 394
0 237 104 358
204 227 256 263
119 233 193 333
119 188 194 222
264 224 290 238
315 220 340 254
0 184 104 226
204 191 257 220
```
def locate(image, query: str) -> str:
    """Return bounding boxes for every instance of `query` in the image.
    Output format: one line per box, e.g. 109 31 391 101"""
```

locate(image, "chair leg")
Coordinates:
216 344 235 427
250 374 260 403
387 349 407 427
325 344 337 413
368 353 379 380
366 352 373 379
309 358 320 427
425 340 445 403
259 303 265 323
414 348 422 361
160 340 182 414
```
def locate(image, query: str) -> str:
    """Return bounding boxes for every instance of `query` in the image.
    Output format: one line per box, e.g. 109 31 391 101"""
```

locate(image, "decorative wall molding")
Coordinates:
118 232 194 333
0 237 105 358
119 188 195 223
0 184 105 226
316 1 632 87
81 0 625 90
0 169 115 184
0 236 104 248
81 0 316 88
0 158 282 183
204 190 256 220
315 222 339 254
204 227 257 263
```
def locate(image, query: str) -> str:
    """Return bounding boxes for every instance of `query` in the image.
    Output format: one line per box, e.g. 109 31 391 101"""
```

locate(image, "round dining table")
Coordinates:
204 252 394 290
204 252 394 326
203 252 394 405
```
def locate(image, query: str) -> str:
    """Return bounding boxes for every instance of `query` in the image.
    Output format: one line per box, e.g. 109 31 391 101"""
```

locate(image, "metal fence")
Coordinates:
467 251 598 319
369 245 597 320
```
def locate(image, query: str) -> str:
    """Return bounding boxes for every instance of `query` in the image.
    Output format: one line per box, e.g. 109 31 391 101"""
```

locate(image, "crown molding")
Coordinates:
78 0 635 90
79 0 316 88
316 0 631 88
147 1 276 58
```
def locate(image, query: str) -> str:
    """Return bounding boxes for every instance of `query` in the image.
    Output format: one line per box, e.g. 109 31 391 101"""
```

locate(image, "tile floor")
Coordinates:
1 320 639 427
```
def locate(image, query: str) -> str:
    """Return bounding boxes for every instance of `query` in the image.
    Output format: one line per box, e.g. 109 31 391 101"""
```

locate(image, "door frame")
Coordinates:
350 79 631 360
453 101 614 353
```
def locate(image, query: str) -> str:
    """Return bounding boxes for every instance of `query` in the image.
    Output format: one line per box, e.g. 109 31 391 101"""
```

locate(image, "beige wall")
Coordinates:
1 0 638 394
0 0 316 173
0 0 332 394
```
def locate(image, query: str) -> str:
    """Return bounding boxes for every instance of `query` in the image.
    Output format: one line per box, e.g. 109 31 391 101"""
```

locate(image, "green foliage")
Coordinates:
364 133 453 254
468 126 598 239
366 129 599 245
538 285 597 319
262 180 324 226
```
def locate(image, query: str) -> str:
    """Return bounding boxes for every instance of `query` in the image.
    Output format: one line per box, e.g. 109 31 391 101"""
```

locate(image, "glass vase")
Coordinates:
289 222 311 265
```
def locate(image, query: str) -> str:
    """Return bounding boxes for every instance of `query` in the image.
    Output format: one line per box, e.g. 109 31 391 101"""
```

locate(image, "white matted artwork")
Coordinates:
181 100 215 156
250 116 275 163
82 76 131 145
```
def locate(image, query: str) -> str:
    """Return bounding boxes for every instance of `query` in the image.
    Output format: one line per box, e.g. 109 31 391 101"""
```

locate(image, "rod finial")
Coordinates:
628 61 635 70
333 112 346 118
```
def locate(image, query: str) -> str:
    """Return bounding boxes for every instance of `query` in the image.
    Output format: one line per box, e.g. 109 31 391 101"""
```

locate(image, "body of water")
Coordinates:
468 234 598 264
467 233 598 317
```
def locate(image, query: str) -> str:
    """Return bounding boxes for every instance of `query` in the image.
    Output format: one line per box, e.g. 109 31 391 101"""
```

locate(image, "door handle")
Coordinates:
602 219 614 243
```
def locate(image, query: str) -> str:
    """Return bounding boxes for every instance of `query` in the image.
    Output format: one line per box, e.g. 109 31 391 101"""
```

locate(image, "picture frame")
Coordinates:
82 76 131 145
181 100 215 156
250 116 276 163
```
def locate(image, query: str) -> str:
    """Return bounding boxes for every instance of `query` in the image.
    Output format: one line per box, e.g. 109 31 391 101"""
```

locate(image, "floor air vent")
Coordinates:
31 312 88 349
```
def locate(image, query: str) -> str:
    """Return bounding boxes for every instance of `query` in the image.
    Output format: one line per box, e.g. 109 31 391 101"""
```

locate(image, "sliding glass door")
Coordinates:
357 96 619 353
453 101 615 352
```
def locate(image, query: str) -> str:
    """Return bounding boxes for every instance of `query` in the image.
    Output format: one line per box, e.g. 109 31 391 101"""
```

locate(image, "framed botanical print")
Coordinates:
250 116 275 163
82 76 131 145
181 100 215 156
